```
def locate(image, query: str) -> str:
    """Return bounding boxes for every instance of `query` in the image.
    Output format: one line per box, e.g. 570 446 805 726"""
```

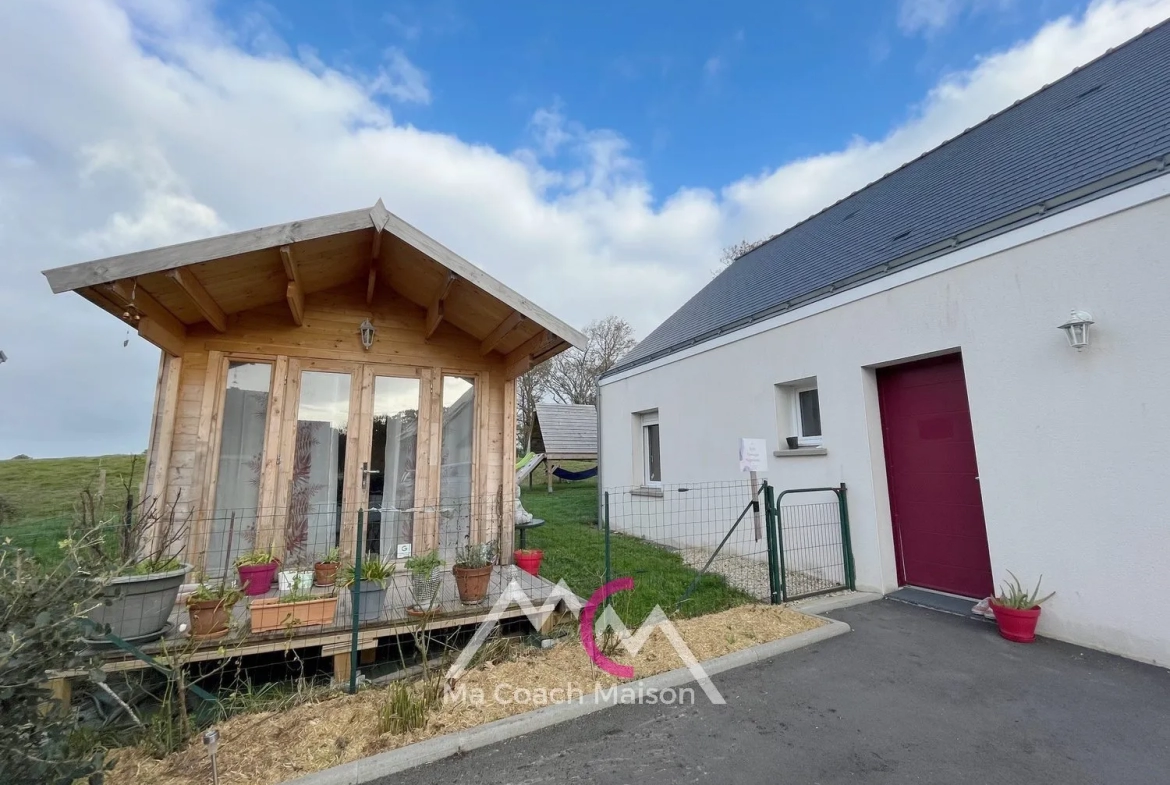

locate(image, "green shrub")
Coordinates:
0 532 108 783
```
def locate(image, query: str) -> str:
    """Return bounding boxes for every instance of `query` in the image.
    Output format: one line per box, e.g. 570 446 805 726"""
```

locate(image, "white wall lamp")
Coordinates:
1058 309 1094 350
359 319 376 350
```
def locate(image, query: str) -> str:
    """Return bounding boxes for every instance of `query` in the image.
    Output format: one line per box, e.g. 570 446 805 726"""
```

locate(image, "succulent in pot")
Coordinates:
990 572 1055 643
235 548 279 597
186 580 243 640
337 557 396 623
314 547 341 587
452 540 497 605
405 550 444 612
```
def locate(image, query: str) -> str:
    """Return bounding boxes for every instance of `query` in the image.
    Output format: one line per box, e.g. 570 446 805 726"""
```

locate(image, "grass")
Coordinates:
520 468 753 621
0 453 142 562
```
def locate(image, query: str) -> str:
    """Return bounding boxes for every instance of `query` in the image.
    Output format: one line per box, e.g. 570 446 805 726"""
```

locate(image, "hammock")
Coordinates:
551 465 598 481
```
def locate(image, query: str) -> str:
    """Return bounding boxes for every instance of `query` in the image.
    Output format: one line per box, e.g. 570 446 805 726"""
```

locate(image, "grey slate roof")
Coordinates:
532 403 598 458
608 20 1170 376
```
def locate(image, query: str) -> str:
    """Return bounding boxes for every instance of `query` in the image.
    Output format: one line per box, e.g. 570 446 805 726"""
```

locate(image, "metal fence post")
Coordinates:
349 509 364 695
603 491 611 591
774 490 789 603
837 483 856 591
763 482 782 605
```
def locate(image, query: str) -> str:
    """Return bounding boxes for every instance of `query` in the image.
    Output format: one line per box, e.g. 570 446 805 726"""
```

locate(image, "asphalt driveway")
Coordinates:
388 599 1170 784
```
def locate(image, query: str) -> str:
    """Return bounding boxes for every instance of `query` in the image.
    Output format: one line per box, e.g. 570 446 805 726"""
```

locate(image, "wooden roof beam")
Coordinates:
503 328 562 380
279 245 305 325
104 279 187 340
366 215 390 305
166 268 227 332
424 271 457 340
479 311 525 355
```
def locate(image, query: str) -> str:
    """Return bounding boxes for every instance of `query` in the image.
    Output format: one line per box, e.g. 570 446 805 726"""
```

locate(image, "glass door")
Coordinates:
361 373 422 560
282 364 355 567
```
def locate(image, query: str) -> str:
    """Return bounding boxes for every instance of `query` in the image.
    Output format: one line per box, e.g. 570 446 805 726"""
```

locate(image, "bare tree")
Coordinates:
547 316 637 407
516 362 551 455
713 235 772 276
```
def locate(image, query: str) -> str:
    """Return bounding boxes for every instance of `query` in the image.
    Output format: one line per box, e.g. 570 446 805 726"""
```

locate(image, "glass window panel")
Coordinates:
440 376 475 548
367 376 421 557
799 389 822 438
208 362 271 574
287 371 351 566
645 423 661 483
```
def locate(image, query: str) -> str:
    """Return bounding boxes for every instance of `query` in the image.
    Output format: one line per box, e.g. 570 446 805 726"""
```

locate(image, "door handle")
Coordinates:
361 462 381 489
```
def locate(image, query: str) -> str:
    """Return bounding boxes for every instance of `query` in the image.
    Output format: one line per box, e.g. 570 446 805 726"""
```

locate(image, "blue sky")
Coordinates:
239 0 1083 196
2 0 1167 456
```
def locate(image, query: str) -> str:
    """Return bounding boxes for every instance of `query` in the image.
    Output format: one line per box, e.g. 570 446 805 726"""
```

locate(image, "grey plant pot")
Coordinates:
411 570 442 610
355 583 387 623
88 563 192 643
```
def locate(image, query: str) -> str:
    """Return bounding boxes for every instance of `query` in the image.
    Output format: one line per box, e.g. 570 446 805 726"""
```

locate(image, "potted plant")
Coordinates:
278 558 314 593
337 557 396 623
405 550 444 612
186 580 243 640
250 573 339 633
235 548 279 597
452 540 497 605
514 548 543 577
314 547 341 587
79 487 193 644
990 572 1054 643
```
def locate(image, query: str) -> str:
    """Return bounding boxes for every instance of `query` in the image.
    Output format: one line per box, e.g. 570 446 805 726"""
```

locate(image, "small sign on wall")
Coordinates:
396 543 412 559
738 438 768 473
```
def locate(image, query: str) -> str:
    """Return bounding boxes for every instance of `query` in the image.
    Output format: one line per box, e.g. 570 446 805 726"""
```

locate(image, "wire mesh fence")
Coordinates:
603 481 772 606
600 480 855 607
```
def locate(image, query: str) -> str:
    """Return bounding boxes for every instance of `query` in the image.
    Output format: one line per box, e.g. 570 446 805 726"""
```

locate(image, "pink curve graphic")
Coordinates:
579 577 635 678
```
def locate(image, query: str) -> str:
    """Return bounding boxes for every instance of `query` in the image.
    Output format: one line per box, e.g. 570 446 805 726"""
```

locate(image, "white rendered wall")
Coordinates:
600 181 1170 666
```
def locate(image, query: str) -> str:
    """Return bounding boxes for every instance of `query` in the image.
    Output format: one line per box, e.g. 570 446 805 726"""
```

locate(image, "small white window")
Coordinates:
793 385 822 447
641 411 662 486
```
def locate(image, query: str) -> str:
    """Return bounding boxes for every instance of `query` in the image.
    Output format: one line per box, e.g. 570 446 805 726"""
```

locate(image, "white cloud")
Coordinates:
372 48 431 104
898 0 1017 36
1 0 1167 456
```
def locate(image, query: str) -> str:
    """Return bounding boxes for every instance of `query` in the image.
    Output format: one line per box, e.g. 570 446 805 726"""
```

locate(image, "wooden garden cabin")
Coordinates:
42 200 586 575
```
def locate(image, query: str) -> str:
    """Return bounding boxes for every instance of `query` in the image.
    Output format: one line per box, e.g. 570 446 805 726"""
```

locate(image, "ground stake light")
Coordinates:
359 318 376 350
1058 310 1094 350
203 728 220 785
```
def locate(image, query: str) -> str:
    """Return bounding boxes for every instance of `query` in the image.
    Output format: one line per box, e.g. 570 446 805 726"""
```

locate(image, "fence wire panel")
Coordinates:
604 481 771 604
776 488 851 600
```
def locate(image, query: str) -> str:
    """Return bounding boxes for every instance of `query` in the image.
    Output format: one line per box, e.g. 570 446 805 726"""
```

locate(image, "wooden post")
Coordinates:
360 648 377 666
333 652 352 686
547 462 554 494
41 677 71 716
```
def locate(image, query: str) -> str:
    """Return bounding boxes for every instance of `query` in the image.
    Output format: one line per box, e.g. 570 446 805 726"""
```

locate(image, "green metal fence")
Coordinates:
764 483 855 602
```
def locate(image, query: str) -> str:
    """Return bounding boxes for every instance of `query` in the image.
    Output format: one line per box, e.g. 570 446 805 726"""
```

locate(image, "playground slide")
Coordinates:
515 452 545 483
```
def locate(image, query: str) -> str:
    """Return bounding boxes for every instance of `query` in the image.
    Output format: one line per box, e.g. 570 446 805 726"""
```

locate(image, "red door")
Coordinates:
877 354 992 598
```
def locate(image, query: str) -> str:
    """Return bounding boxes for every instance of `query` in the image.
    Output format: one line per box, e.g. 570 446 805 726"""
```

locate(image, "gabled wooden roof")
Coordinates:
42 200 586 377
531 403 597 459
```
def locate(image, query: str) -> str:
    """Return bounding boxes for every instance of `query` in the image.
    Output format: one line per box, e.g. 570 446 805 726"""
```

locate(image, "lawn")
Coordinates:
0 453 142 562
520 468 754 621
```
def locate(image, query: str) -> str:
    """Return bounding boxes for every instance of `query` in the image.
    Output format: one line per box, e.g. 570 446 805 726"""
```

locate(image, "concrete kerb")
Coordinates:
286 616 852 785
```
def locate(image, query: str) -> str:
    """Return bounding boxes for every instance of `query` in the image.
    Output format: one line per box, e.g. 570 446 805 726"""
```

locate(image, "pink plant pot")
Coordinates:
238 561 278 597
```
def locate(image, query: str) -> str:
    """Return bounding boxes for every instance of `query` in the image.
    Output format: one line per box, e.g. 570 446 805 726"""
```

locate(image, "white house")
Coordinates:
598 21 1170 666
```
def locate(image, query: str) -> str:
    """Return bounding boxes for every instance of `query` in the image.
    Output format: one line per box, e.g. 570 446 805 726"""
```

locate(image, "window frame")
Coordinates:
792 384 823 448
640 411 662 488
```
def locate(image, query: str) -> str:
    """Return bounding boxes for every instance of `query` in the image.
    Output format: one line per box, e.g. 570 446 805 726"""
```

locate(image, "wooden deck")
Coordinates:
82 568 567 674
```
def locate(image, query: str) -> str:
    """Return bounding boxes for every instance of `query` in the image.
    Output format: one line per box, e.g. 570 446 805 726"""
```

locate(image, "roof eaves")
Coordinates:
604 156 1170 379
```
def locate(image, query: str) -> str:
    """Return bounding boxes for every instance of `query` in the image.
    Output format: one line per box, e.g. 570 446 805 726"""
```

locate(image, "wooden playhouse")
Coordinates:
41 201 585 670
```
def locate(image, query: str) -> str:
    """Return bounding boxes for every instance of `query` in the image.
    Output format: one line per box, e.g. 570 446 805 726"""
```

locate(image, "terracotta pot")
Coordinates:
991 601 1042 643
314 562 339 587
452 564 493 605
187 597 234 640
250 595 339 633
514 550 543 577
237 561 278 597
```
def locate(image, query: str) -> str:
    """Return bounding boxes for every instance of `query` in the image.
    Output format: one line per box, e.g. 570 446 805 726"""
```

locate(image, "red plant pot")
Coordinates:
514 550 543 577
238 561 279 597
991 602 1042 643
